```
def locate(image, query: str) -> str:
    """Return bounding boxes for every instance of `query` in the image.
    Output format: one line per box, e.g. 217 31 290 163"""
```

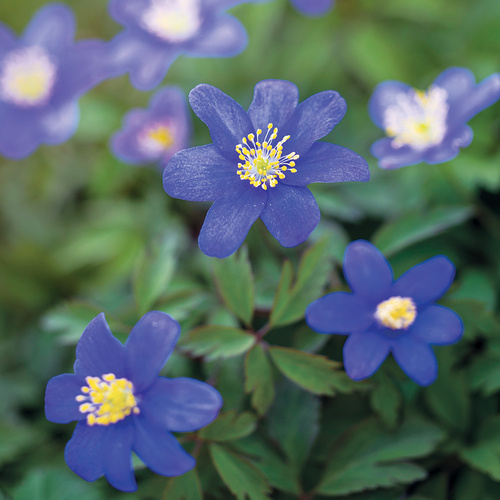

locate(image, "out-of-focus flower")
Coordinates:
111 86 191 168
45 311 222 492
163 79 369 258
306 240 463 386
290 0 335 16
107 0 248 91
0 3 109 159
369 68 500 169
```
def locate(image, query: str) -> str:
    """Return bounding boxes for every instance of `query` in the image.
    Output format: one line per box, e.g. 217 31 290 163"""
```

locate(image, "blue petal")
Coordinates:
189 84 254 162
40 102 80 145
291 0 335 16
343 331 390 380
306 292 376 334
198 187 267 257
163 145 241 201
370 137 425 170
0 23 16 59
109 0 148 27
282 142 370 186
410 305 463 345
247 80 299 131
391 255 455 306
283 90 347 156
125 311 180 393
74 313 127 379
140 377 223 432
423 125 473 164
45 374 86 424
133 415 196 476
260 184 320 247
392 337 438 386
343 240 393 301
368 81 413 129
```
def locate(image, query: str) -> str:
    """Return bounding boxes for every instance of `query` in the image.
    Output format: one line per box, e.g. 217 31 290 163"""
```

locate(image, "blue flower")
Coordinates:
290 0 335 16
162 80 370 258
305 240 463 386
369 67 500 169
45 311 223 492
111 86 191 168
0 3 109 159
107 0 248 91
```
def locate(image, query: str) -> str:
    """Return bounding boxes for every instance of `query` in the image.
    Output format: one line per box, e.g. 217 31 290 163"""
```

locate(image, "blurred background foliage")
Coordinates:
1 0 500 498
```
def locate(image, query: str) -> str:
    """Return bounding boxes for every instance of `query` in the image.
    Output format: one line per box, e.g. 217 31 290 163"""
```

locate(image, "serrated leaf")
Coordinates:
268 346 356 396
209 443 271 500
162 469 203 500
212 247 254 325
199 410 257 442
179 326 255 361
244 344 275 415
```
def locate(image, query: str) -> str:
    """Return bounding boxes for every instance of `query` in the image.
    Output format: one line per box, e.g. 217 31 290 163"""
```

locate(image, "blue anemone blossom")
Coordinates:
45 311 223 492
107 0 248 91
306 240 463 386
162 80 370 258
290 0 335 16
111 86 191 168
369 67 500 169
0 3 109 159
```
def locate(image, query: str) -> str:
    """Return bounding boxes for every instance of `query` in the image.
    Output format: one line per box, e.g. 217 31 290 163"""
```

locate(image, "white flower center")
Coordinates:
375 296 417 330
137 121 174 157
383 87 448 150
141 0 201 43
0 46 57 107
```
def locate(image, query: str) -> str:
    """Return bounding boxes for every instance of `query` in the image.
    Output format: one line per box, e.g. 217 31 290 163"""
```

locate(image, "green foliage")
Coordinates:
163 470 203 500
244 344 275 415
199 410 257 442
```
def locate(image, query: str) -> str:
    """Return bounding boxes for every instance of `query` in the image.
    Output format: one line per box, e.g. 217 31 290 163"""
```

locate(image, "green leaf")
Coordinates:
370 375 402 429
268 346 357 396
317 418 445 496
212 247 254 325
244 344 275 415
270 238 331 328
199 410 257 442
179 326 255 361
209 443 271 500
373 205 474 256
162 469 203 500
0 422 42 467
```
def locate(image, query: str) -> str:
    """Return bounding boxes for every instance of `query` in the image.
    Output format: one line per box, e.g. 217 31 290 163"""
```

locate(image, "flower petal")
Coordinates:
198 187 267 258
247 80 299 131
392 255 455 306
140 377 223 432
133 416 196 476
368 81 413 129
74 313 126 379
0 23 16 58
423 125 473 164
291 0 335 16
189 84 254 162
260 184 320 247
109 0 148 27
40 102 80 145
282 142 370 186
45 374 86 424
410 305 463 345
343 240 393 301
343 331 390 380
306 292 376 334
125 311 180 393
163 145 240 201
392 337 438 386
370 137 425 170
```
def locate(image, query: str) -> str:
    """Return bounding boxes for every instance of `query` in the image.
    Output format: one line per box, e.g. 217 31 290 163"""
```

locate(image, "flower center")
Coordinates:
375 296 417 330
0 46 57 107
383 87 448 150
76 374 140 426
137 122 174 157
141 0 201 43
235 123 299 190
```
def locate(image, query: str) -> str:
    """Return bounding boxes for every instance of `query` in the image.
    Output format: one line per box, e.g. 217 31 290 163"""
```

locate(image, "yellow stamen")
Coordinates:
375 296 417 330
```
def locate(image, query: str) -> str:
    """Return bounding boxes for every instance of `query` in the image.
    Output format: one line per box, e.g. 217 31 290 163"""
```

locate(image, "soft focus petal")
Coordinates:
109 0 148 26
40 102 79 145
198 187 267 258
247 80 299 131
260 184 320 247
371 137 425 169
410 305 463 345
291 0 335 16
343 240 393 301
133 416 196 476
282 142 370 186
163 145 240 201
306 292 376 334
189 84 254 161
140 377 223 432
125 311 180 392
343 331 390 380
392 255 455 305
45 374 86 424
74 313 126 378
368 81 413 129
0 23 16 58
392 337 438 386
424 125 473 164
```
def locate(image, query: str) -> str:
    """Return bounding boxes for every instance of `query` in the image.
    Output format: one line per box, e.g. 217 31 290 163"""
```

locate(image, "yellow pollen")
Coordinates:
375 296 417 330
76 373 139 426
138 123 174 156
